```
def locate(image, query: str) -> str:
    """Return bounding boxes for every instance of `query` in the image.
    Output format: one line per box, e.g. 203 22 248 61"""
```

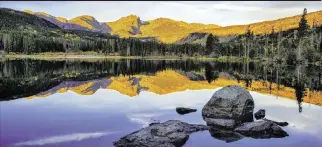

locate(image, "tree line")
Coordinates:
205 8 322 64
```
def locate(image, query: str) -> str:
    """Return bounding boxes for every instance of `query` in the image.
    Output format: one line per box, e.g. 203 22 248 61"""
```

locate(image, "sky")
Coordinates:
0 1 321 26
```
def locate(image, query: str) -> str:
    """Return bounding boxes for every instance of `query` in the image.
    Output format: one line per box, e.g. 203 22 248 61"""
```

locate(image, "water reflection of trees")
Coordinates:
0 59 321 108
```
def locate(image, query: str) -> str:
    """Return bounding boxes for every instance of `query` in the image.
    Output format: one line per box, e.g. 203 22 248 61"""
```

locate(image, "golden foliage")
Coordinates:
56 17 68 23
201 10 322 36
23 9 34 15
69 15 96 30
36 12 51 17
106 14 139 37
107 16 220 43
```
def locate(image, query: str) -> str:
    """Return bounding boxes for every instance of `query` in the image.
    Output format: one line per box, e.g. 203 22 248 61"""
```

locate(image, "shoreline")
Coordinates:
2 53 260 62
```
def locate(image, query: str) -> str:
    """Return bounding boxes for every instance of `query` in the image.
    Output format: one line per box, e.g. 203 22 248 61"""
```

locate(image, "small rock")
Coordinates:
263 118 289 127
114 120 209 147
204 118 235 129
254 109 266 120
235 121 289 139
176 107 197 115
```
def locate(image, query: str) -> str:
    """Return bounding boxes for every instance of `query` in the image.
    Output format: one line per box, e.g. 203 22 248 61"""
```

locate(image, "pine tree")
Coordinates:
298 8 310 38
297 8 310 61
205 33 214 55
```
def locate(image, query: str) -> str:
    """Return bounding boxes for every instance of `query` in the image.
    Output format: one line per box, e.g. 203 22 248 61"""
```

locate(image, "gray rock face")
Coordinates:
176 107 197 115
254 109 266 120
235 121 289 138
202 85 255 126
204 118 235 129
114 120 209 147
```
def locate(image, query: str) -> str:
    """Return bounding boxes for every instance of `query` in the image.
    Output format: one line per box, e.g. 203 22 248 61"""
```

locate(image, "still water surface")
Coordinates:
0 59 321 147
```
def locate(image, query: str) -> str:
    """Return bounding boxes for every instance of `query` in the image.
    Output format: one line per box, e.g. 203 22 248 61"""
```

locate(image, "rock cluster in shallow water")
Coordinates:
114 85 289 146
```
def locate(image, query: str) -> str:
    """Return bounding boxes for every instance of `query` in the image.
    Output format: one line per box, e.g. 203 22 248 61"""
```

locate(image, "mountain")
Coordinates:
24 10 221 43
13 8 322 43
107 16 221 43
23 9 111 33
106 14 149 37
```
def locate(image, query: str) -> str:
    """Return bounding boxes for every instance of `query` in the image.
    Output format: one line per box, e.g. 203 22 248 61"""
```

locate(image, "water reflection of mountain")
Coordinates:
0 59 321 109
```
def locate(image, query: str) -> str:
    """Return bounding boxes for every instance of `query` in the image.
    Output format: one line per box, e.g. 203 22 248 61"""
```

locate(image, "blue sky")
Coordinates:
0 1 321 26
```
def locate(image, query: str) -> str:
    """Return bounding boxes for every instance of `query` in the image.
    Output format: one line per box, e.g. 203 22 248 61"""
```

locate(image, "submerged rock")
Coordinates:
202 85 255 127
235 121 289 139
254 109 266 120
263 118 289 127
114 120 209 147
209 127 244 143
176 107 197 115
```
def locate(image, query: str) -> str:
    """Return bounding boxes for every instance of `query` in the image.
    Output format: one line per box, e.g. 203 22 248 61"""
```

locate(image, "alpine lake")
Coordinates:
0 58 321 147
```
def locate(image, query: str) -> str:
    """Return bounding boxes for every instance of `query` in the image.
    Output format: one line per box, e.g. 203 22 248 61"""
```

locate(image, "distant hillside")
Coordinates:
200 10 322 36
11 8 322 44
0 8 60 31
23 9 111 33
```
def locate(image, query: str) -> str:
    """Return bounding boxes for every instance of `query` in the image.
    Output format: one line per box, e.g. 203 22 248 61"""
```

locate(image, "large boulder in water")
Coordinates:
202 85 255 126
114 120 209 147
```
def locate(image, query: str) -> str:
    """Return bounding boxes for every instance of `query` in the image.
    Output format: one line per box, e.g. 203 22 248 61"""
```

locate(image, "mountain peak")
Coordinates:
78 15 96 21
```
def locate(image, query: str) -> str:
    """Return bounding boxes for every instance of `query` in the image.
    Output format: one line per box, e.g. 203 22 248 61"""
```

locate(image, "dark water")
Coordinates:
0 59 321 147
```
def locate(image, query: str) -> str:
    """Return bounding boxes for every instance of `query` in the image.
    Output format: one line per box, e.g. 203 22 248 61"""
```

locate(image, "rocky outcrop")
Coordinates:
254 109 266 120
114 120 209 147
176 107 197 115
235 121 289 138
128 17 149 35
176 32 208 44
202 85 289 142
202 85 254 127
